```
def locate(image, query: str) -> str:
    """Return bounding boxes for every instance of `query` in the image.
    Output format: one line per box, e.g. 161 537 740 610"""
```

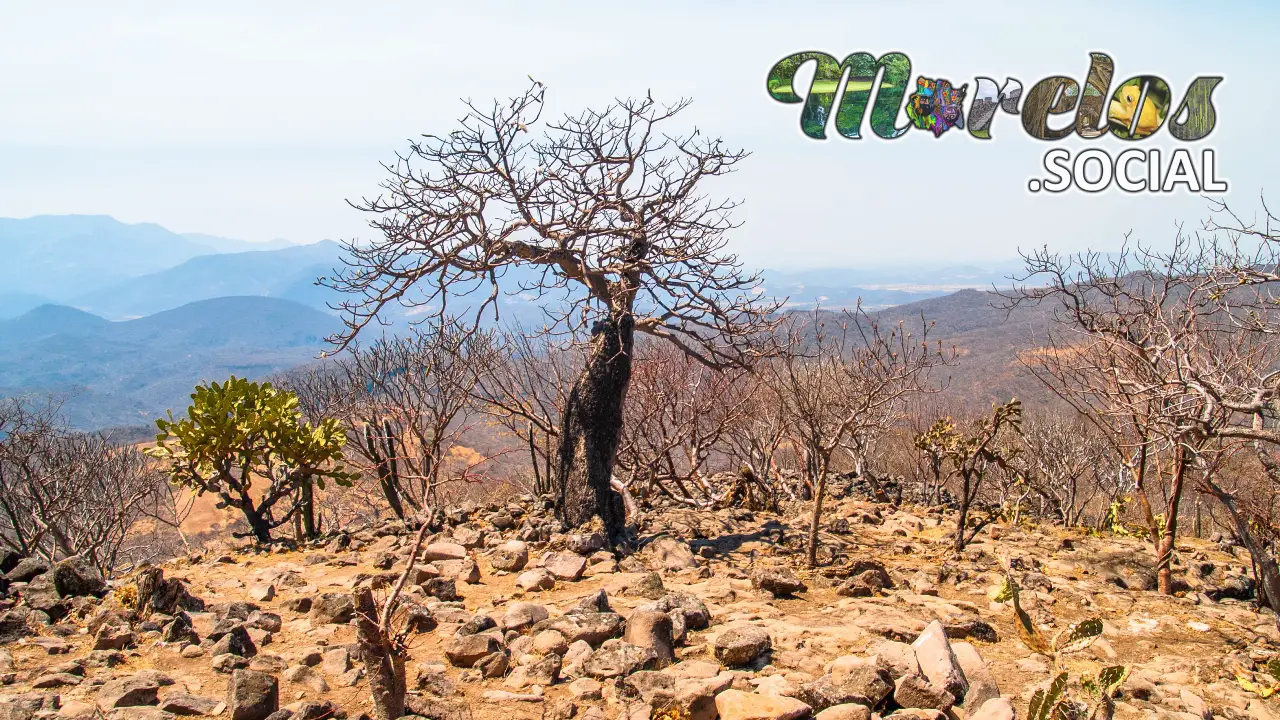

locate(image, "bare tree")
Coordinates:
1018 412 1118 526
322 80 780 543
283 324 504 520
765 308 951 566
616 339 753 508
0 396 167 575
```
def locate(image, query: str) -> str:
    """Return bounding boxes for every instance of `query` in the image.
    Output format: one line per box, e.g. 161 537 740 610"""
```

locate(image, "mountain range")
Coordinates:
0 214 1030 430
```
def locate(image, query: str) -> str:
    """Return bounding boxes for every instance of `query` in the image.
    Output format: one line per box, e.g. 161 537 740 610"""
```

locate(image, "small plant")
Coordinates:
114 584 138 610
996 572 1128 719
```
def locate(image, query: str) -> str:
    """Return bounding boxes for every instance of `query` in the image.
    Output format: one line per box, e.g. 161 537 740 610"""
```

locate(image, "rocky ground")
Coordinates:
2 494 1280 720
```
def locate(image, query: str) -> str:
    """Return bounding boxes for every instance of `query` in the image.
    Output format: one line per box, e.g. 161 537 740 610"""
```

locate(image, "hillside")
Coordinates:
0 297 341 428
0 215 221 299
71 241 346 319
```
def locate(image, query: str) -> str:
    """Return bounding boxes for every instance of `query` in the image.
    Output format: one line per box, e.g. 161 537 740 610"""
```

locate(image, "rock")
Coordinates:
562 640 594 675
752 567 807 597
621 571 666 600
517 569 556 591
623 670 676 705
98 677 162 710
911 620 967 702
212 654 251 673
533 612 626 647
894 674 952 711
967 697 1015 720
158 693 225 716
307 594 353 625
676 675 736 720
475 651 509 679
226 670 278 720
505 653 561 688
47 556 107 597
444 634 501 668
4 558 47 583
437 558 481 584
111 709 178 720
714 626 772 667
799 667 892 712
211 626 257 658
94 624 138 651
951 642 999 708
320 648 351 676
641 537 698 571
866 642 918 681
491 542 530 572
714 690 812 720
534 629 569 655
542 552 587 581
582 641 658 679
568 677 603 700
280 597 311 614
623 611 675 668
453 525 486 549
568 590 612 615
31 672 81 688
246 611 282 633
248 585 275 602
503 602 550 632
815 706 871 720
567 533 607 556
422 543 468 562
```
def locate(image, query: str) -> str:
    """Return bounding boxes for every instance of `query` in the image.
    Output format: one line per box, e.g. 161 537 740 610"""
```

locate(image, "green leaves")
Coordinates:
1053 618 1103 655
146 375 352 533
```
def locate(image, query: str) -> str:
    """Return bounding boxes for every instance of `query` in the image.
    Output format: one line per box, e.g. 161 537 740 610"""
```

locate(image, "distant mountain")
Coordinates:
182 233 297 254
0 292 56 320
0 297 341 429
71 241 346 319
0 215 220 299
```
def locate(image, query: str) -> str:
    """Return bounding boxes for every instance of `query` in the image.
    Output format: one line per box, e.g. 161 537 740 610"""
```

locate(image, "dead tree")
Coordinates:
354 522 429 720
322 80 780 544
765 308 951 566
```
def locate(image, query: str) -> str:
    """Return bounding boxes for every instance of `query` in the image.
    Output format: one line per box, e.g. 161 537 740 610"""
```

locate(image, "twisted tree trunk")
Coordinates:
556 314 633 544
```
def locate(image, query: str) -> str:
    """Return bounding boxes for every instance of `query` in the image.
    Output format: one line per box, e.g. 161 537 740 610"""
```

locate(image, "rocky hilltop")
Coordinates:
1 493 1277 720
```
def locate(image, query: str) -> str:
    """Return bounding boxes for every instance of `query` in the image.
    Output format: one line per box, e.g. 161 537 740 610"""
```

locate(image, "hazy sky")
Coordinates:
0 0 1273 269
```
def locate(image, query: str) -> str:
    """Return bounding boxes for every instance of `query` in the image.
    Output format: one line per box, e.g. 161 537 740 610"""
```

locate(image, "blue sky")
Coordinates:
0 0 1273 269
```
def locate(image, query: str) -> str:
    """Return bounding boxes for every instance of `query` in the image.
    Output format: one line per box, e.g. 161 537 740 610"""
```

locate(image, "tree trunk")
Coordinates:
1208 482 1280 619
240 502 273 544
354 588 406 720
954 473 971 553
556 314 633 544
299 479 317 539
807 468 828 567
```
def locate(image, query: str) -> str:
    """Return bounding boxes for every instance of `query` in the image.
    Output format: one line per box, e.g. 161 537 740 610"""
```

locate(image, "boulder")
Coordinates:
566 533 607 555
814 705 872 720
436 558 480 585
517 569 555 592
210 626 257 658
282 665 329 694
48 556 107 597
799 667 892 712
951 642 1000 708
503 602 550 632
752 567 807 597
504 653 561 688
714 690 812 720
542 551 587 581
624 610 675 667
893 674 953 711
911 621 968 702
714 626 772 667
443 634 501 668
421 543 468 562
490 542 530 573
532 612 626 647
582 641 658 679
307 594 354 625
97 677 161 710
158 693 225 716
4 558 47 583
967 698 1015 720
641 537 698 571
226 670 278 720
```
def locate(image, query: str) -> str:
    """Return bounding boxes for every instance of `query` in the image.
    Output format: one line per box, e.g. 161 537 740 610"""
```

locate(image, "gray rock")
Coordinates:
503 602 550 632
752 567 807 597
532 612 626 648
637 592 710 630
713 626 772 667
582 641 657 679
799 667 892 712
443 633 501 668
542 551 587 581
307 594 354 625
894 674 953 711
226 670 278 720
951 642 1000 708
158 693 224 716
